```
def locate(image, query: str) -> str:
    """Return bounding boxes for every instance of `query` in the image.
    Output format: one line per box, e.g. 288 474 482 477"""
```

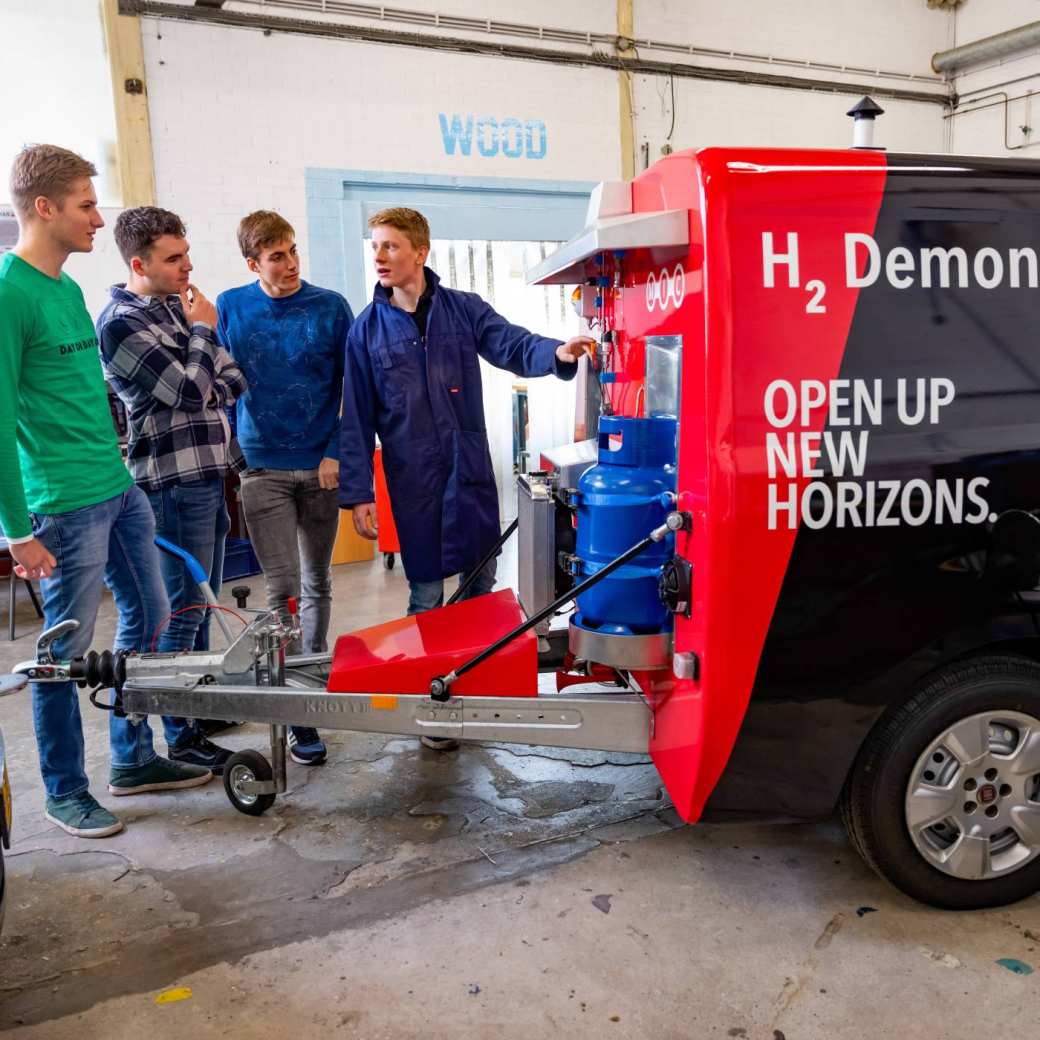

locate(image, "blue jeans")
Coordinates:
146 478 229 653
407 558 498 615
146 477 230 746
29 487 171 799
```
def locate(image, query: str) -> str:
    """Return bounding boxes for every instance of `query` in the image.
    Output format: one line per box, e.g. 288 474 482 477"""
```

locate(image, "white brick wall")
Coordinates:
139 15 620 303
59 0 1034 312
946 2 1040 157
635 0 953 79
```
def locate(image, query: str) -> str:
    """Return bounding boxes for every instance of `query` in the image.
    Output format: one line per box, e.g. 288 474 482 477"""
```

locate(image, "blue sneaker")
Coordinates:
108 756 212 796
45 791 123 838
288 727 327 765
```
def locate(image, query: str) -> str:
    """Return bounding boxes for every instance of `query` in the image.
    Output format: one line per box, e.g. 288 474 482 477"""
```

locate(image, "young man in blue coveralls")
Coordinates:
338 207 594 749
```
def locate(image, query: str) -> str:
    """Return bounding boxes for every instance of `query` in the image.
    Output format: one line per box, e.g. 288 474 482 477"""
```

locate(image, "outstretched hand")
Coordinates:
555 337 596 365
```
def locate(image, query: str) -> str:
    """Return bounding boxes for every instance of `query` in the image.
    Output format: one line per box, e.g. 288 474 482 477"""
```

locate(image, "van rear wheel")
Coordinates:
841 655 1040 909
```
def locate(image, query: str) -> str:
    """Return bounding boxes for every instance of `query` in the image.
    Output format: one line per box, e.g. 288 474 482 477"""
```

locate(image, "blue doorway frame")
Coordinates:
304 169 597 315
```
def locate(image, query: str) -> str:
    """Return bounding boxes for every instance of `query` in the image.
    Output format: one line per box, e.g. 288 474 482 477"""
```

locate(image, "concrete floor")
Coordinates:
1 553 1039 1039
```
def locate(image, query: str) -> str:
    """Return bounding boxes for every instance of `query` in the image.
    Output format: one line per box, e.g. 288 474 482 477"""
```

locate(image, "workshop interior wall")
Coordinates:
131 0 957 305
946 0 1040 157
58 0 1040 311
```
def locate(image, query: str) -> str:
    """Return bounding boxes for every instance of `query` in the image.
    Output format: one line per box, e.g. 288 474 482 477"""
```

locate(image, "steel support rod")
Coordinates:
446 517 518 606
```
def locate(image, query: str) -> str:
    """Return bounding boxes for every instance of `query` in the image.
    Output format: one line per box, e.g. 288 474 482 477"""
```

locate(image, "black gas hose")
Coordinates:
446 517 519 606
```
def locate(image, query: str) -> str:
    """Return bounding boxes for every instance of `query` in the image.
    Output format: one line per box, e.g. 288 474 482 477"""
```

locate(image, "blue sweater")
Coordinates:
216 280 353 470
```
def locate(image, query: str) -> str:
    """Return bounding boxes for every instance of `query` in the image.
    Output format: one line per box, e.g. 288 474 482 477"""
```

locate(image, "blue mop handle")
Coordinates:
153 536 234 642
154 536 208 584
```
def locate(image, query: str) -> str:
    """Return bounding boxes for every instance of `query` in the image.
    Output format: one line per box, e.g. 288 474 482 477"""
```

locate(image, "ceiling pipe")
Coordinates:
933 21 1040 74
121 0 950 106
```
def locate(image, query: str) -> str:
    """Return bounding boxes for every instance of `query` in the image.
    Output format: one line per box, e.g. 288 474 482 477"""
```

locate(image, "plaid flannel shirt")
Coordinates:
97 285 247 491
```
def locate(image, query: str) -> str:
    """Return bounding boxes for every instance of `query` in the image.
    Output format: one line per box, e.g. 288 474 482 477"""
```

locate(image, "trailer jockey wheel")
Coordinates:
383 553 395 570
841 654 1040 910
223 749 276 816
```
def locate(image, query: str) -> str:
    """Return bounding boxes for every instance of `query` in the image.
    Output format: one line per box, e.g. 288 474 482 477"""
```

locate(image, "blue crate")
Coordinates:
223 537 262 581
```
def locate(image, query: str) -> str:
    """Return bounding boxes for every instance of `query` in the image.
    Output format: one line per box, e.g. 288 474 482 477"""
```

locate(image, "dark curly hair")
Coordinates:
114 206 186 266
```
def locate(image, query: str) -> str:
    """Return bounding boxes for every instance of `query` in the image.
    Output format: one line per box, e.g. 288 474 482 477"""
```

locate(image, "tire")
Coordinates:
384 553 395 570
841 654 1040 909
223 750 276 817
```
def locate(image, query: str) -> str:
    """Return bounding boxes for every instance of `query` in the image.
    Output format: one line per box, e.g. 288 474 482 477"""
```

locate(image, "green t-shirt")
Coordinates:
0 252 131 539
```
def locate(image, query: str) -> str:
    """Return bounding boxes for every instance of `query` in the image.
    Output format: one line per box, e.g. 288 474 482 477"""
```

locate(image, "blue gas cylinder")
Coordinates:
572 415 677 636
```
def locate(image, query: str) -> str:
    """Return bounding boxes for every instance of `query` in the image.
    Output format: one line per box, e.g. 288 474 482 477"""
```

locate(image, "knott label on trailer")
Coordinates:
763 377 993 530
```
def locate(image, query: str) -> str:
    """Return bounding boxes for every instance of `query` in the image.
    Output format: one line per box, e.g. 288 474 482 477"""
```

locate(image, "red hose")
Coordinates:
149 603 247 652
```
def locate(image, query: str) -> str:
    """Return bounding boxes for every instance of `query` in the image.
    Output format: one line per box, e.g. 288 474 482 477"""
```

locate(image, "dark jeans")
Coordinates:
239 467 339 654
406 558 498 615
146 477 230 652
146 477 230 746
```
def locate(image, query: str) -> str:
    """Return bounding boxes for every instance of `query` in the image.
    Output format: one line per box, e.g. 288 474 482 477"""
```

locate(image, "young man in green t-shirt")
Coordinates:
0 145 212 838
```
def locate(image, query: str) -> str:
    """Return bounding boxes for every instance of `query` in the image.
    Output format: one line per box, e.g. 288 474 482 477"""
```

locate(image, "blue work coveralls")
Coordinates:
339 269 577 583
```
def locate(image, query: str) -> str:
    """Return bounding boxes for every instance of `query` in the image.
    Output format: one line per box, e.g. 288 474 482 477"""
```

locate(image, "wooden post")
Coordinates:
617 0 636 180
100 0 156 206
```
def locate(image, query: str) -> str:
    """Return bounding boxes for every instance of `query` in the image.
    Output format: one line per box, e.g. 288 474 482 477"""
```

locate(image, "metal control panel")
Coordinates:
516 472 556 635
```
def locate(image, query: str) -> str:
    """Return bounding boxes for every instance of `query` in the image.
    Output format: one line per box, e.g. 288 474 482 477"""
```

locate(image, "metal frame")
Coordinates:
15 606 652 809
119 660 650 800
119 677 650 753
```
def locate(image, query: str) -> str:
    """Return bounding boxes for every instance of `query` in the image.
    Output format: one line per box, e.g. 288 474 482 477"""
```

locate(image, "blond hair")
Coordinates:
367 207 430 251
9 144 96 220
237 210 295 260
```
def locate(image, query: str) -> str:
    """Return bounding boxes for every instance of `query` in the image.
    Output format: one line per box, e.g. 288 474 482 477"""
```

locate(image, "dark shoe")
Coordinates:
197 718 240 737
420 736 461 751
288 727 327 766
108 757 213 796
45 792 123 838
169 732 233 775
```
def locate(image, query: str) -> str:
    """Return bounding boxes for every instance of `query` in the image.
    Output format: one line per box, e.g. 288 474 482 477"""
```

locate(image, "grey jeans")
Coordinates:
239 467 340 654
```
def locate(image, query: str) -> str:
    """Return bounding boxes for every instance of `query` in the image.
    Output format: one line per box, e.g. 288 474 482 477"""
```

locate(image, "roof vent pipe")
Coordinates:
847 96 885 149
933 21 1040 75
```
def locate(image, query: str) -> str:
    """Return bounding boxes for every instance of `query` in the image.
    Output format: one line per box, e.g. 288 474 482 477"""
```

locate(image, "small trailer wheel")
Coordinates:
223 749 276 816
383 552 395 570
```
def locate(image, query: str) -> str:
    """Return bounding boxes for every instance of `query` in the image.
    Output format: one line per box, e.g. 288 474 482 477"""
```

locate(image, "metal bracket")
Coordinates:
35 620 79 664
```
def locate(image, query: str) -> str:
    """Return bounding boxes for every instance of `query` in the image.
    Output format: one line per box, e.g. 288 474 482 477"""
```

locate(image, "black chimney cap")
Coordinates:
847 96 885 120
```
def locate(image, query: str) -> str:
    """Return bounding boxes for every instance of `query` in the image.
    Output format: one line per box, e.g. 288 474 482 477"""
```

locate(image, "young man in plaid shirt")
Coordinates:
97 207 247 775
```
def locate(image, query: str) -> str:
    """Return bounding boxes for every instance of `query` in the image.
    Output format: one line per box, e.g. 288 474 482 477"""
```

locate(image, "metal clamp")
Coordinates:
559 552 584 577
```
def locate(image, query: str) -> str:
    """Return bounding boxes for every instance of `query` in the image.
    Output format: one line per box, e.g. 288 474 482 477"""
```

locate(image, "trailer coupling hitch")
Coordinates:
13 620 132 714
429 511 691 700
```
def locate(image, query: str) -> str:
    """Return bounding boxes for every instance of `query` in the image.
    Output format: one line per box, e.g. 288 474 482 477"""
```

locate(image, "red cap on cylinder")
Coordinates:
287 596 298 615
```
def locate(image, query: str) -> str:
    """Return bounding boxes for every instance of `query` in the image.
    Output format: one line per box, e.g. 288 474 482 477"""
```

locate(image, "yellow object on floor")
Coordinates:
155 987 193 1005
332 510 375 565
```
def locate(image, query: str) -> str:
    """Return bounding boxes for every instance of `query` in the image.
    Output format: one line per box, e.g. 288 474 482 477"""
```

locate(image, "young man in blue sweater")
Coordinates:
217 211 353 766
